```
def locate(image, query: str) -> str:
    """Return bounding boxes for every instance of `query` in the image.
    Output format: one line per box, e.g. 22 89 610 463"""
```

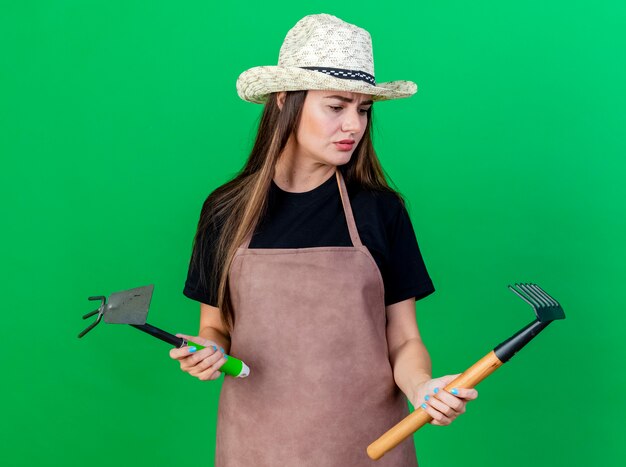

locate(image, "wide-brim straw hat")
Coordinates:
236 13 417 104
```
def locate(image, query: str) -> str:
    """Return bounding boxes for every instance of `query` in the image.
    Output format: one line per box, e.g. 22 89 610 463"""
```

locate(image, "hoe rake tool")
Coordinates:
78 285 250 378
367 283 565 460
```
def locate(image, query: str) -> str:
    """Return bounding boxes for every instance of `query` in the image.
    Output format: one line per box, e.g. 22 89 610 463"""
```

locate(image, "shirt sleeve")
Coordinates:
182 214 220 307
382 201 435 306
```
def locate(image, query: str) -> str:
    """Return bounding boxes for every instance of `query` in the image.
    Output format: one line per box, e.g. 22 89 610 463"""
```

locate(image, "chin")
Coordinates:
329 153 353 166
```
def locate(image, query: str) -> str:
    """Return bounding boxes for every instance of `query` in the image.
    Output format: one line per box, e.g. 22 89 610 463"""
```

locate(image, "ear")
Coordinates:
276 91 286 110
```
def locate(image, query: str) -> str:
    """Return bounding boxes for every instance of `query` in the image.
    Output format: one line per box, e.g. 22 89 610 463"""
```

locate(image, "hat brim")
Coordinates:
236 66 417 104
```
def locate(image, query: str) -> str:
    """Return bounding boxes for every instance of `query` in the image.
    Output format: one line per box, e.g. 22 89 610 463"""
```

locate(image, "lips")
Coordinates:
334 140 355 151
335 141 354 151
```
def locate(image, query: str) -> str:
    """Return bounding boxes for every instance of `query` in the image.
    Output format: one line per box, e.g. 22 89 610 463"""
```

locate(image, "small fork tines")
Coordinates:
507 283 565 322
78 295 107 338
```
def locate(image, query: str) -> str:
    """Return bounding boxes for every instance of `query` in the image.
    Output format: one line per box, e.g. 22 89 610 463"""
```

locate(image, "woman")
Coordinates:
171 14 477 466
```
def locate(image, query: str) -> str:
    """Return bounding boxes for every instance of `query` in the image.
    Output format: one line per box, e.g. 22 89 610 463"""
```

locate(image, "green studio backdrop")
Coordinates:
1 1 625 466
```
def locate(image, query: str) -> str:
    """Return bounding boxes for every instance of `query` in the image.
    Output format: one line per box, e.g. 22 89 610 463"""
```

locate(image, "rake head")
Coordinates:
508 283 565 322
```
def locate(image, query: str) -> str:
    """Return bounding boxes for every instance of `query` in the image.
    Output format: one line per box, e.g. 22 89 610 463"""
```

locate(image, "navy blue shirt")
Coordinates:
184 171 435 307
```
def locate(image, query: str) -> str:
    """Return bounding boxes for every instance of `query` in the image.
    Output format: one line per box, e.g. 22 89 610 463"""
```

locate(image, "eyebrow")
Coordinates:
324 95 374 106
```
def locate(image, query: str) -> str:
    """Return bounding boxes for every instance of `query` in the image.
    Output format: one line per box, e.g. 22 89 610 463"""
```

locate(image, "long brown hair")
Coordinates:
189 90 403 332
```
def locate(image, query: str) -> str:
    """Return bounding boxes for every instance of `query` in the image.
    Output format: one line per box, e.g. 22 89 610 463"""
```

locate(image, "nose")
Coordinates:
341 107 364 135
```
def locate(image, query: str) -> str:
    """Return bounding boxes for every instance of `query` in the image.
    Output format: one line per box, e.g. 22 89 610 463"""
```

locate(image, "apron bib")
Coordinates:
215 168 418 466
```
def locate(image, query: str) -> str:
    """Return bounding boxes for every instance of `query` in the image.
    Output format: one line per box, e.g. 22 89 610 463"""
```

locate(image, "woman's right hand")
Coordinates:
169 333 227 381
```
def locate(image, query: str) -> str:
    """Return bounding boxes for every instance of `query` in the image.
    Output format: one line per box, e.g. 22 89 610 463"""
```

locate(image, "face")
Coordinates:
280 90 373 168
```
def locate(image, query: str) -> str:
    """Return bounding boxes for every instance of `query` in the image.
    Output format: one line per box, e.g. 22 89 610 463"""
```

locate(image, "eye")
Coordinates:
329 106 343 112
359 107 370 115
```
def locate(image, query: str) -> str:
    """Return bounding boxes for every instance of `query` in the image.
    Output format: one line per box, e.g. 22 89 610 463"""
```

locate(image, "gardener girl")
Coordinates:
171 13 478 466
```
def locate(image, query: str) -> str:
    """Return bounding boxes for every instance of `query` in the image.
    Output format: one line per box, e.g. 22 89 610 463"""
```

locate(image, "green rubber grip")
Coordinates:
187 341 249 378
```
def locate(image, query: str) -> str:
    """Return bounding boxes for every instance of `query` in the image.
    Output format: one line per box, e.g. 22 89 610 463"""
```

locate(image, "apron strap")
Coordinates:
335 168 363 248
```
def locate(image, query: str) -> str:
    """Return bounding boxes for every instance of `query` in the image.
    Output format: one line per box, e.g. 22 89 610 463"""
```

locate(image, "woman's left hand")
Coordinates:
410 374 479 426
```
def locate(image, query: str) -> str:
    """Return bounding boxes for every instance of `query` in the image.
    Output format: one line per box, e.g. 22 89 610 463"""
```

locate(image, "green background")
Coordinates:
2 1 625 465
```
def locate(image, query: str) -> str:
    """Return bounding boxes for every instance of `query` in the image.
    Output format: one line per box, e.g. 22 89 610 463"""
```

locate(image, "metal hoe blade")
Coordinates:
508 283 565 322
103 285 154 325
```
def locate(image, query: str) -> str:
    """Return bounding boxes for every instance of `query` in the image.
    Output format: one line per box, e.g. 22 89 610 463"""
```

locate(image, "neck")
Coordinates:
274 142 337 193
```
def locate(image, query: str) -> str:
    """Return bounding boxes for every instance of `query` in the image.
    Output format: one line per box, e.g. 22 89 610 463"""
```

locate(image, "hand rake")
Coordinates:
367 283 566 460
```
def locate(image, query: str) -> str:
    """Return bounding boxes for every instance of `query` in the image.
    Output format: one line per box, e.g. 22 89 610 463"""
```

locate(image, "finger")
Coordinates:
196 356 227 381
188 348 225 375
429 418 450 427
181 345 219 371
420 402 453 426
440 387 478 402
169 345 199 360
433 390 466 413
453 388 479 400
176 333 199 339
424 375 460 398
426 395 462 418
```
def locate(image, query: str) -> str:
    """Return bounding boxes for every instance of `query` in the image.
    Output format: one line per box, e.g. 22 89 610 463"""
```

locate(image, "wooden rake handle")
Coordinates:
366 350 503 460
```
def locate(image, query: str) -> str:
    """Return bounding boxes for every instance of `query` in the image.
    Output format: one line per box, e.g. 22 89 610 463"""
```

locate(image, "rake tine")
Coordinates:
508 284 536 309
532 284 559 307
529 284 559 306
524 284 548 307
520 283 549 307
82 309 100 320
78 313 102 338
79 295 106 338
517 283 542 307
527 284 551 305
